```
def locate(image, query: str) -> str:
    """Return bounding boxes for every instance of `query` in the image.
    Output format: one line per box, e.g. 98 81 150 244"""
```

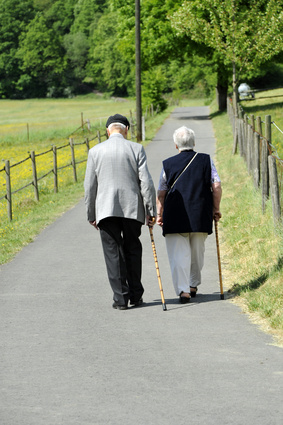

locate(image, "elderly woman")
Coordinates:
156 126 222 303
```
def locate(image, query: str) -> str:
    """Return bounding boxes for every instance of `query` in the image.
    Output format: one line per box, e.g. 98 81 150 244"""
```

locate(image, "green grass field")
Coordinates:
0 94 136 148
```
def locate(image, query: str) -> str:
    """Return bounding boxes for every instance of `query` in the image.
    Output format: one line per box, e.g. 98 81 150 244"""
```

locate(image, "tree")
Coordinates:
0 0 35 98
170 0 283 110
71 0 107 36
17 13 67 96
64 32 89 81
86 7 134 95
108 0 209 106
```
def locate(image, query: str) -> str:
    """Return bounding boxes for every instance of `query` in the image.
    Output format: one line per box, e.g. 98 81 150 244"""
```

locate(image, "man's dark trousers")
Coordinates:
99 217 144 306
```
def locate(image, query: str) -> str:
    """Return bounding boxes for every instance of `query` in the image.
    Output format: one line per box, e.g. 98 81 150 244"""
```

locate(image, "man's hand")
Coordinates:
147 216 156 227
89 220 99 230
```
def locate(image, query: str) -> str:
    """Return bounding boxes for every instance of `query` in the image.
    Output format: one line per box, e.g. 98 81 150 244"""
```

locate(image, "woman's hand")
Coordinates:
156 214 163 227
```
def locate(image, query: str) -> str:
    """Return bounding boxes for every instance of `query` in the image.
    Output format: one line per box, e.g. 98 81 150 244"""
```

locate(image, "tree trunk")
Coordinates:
216 83 228 111
216 65 229 111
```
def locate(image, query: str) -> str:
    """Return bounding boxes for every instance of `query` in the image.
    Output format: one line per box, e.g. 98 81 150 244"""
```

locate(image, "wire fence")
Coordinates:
0 131 107 221
0 105 160 221
227 98 282 226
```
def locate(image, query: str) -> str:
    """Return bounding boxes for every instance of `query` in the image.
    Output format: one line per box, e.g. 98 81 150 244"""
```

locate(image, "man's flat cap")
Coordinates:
106 114 130 129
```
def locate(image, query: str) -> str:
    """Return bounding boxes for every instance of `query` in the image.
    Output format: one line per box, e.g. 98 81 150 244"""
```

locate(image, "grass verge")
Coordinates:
210 100 283 346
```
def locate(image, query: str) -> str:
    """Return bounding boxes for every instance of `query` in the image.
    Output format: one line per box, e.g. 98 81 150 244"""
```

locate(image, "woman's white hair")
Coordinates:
173 126 195 150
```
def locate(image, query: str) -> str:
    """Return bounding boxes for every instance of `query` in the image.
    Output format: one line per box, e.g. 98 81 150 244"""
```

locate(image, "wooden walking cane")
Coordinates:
149 223 167 311
214 220 224 300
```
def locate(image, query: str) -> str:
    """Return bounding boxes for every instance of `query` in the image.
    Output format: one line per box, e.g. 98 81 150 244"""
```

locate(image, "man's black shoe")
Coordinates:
112 302 128 310
130 298 143 307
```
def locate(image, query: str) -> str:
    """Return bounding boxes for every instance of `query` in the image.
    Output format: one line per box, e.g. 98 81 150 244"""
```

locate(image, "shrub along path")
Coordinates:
0 107 282 425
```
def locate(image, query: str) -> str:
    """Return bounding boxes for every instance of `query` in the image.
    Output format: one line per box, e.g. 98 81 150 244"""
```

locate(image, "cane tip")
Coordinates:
162 304 167 311
220 294 224 300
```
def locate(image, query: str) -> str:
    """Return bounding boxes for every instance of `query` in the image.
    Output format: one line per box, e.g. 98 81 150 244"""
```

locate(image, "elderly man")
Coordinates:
156 126 222 303
84 114 156 310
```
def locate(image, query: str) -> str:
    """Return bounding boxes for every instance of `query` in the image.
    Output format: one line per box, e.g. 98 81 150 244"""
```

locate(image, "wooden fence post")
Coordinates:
250 114 255 131
261 141 269 213
129 114 134 140
30 151 39 201
261 115 271 213
250 115 255 173
232 118 238 154
256 116 262 136
253 133 260 189
268 156 281 223
97 131 101 143
53 145 58 193
142 116 145 142
86 119 91 132
69 138 77 183
265 115 271 146
256 116 263 170
5 160 12 221
85 138 90 152
239 119 244 157
243 114 248 161
247 124 253 174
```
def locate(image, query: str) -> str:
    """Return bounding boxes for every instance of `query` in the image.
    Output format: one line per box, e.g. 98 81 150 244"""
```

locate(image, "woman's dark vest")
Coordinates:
162 150 213 236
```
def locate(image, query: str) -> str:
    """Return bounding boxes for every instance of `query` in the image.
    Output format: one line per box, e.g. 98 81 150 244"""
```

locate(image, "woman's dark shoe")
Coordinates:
190 287 198 298
179 291 191 303
112 302 128 310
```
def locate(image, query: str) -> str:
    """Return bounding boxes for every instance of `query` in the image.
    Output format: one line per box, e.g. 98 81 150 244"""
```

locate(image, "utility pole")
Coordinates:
135 0 142 142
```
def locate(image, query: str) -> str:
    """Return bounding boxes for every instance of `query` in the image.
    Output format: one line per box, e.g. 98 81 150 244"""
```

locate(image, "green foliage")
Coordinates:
86 8 134 96
18 14 66 77
0 0 35 97
64 32 89 80
167 55 217 98
16 13 67 96
0 0 283 104
142 66 168 112
72 0 106 36
171 0 283 78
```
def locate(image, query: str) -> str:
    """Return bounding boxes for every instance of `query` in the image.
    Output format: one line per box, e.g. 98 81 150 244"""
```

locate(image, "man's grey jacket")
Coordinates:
84 133 156 224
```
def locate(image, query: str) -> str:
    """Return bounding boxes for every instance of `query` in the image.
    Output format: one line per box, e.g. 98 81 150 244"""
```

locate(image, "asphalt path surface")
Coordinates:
1 107 282 425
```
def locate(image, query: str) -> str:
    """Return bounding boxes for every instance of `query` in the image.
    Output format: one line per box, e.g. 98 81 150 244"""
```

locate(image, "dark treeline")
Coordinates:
1 0 283 110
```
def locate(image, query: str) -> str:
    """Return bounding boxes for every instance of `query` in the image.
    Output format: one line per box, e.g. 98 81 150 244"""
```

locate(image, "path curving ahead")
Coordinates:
0 107 282 425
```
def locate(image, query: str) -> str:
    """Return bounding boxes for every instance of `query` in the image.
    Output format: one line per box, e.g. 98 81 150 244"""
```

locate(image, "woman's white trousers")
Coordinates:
165 232 207 296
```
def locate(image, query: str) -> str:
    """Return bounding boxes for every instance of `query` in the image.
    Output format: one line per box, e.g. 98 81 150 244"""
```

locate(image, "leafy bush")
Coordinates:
142 67 168 112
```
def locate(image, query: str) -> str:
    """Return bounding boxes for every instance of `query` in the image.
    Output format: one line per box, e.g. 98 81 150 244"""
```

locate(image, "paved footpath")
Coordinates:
1 107 282 425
